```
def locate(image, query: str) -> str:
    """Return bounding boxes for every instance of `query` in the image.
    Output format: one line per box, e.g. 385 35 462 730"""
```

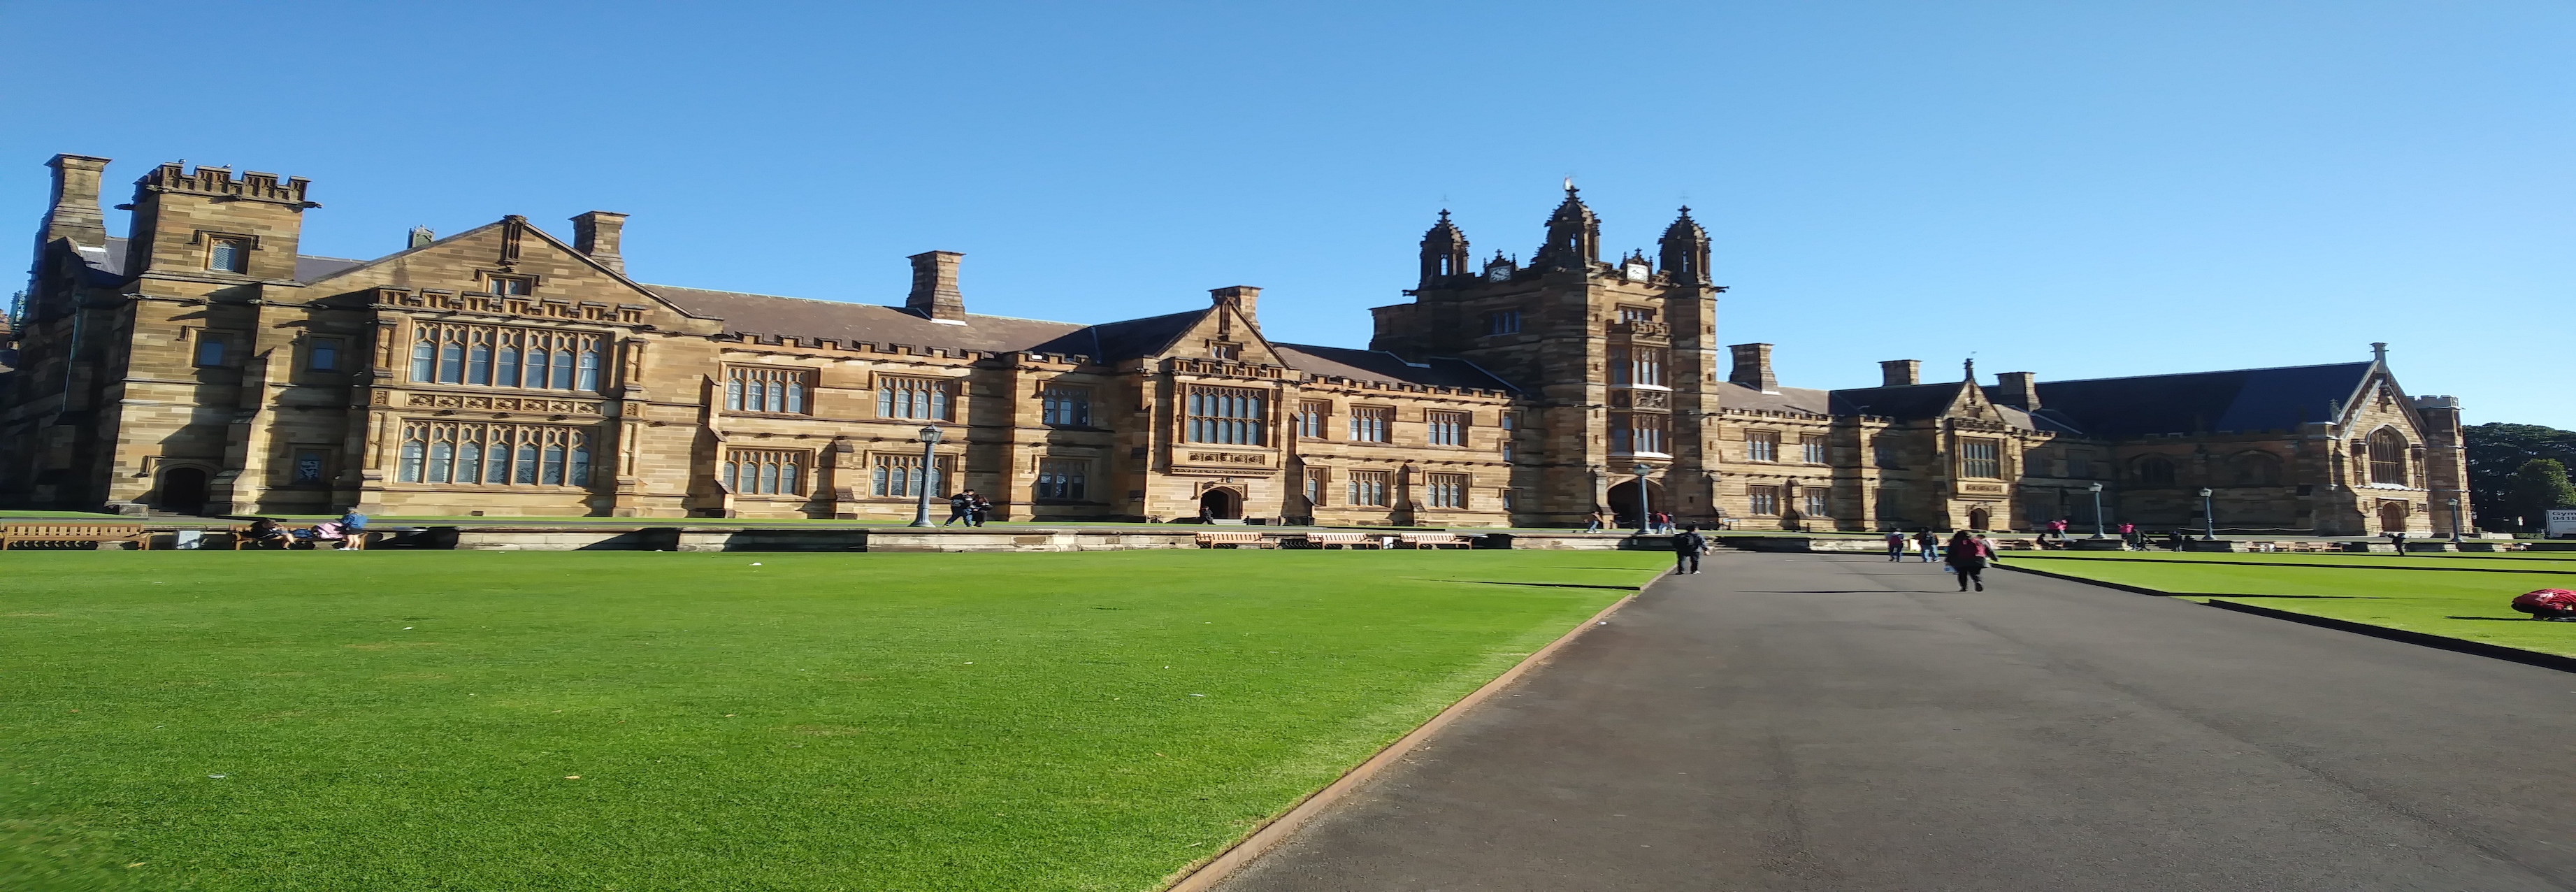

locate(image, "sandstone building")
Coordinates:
4 154 2468 535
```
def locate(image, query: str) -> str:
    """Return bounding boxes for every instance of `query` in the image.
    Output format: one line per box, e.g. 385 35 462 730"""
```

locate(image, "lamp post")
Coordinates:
907 425 943 528
1632 463 1654 533
2447 498 2463 543
2087 482 2106 539
2199 487 2216 540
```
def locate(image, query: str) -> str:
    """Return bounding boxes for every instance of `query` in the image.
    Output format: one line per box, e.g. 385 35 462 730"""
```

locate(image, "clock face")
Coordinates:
1623 263 1649 282
1485 264 1512 282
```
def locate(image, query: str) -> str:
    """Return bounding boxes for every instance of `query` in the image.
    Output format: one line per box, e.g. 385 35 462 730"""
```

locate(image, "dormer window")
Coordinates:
1211 342 1242 361
1618 307 1656 323
487 275 533 296
206 237 249 273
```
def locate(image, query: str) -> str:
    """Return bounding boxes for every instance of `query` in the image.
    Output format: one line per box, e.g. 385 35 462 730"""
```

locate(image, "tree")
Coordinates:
2505 459 2576 531
2464 423 2576 531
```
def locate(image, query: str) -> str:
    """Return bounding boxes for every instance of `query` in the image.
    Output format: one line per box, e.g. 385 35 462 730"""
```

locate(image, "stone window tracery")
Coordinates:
1042 386 1093 426
722 449 807 496
1960 438 2001 479
877 376 954 421
1185 386 1267 445
2368 430 2409 485
1295 401 1331 439
1425 473 1468 509
396 422 593 487
1426 411 1468 447
870 453 952 498
1036 458 1088 501
410 323 603 392
726 367 811 415
1348 406 1392 443
1748 485 1781 516
1348 470 1390 507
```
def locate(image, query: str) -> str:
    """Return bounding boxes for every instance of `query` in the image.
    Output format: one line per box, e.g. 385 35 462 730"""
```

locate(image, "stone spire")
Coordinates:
1533 181 1600 273
1657 206 1710 285
1419 209 1469 287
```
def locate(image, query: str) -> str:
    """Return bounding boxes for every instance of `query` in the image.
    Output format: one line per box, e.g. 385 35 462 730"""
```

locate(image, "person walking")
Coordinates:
970 494 993 527
1673 524 1707 575
1885 530 1907 561
1583 508 1605 533
941 489 977 527
1945 530 1992 591
1914 529 1939 562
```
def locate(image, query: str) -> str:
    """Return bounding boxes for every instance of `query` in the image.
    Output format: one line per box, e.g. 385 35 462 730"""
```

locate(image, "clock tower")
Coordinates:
1369 186 1724 526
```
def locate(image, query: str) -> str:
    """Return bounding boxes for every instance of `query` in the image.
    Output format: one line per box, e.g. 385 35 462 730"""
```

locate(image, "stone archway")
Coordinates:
1198 487 1242 521
2378 501 2408 533
159 466 210 515
1967 506 1992 531
1604 480 1664 528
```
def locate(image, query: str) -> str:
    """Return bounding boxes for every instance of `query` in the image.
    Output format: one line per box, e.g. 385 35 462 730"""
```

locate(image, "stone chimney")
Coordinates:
408 226 435 249
907 250 966 322
1210 285 1260 324
1728 343 1778 394
42 154 112 247
570 211 627 274
1880 359 1920 387
1996 371 2040 410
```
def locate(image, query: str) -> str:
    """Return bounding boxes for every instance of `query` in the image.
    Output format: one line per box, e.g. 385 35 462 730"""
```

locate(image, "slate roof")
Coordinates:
2002 361 2375 438
86 237 367 284
1716 382 1832 415
1827 382 1971 420
1025 309 1209 361
1272 344 1518 391
649 285 1087 355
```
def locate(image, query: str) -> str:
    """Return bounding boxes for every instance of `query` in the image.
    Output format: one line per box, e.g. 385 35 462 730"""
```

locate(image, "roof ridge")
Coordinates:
2036 359 2375 385
646 283 1081 326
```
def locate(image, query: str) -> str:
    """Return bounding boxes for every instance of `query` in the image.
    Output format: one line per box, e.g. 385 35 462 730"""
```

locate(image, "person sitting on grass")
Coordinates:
2510 589 2576 621
243 517 292 549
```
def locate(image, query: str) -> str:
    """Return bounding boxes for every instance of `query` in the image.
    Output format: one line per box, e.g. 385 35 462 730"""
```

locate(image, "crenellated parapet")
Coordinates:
139 163 317 208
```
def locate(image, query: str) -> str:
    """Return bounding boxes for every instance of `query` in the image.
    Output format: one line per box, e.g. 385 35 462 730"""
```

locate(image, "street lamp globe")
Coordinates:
919 425 943 444
2085 482 2106 539
907 425 945 527
1632 463 1654 476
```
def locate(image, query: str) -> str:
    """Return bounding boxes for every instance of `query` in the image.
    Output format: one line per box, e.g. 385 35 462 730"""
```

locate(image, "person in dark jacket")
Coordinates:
1673 525 1707 575
1945 530 1991 591
942 490 977 526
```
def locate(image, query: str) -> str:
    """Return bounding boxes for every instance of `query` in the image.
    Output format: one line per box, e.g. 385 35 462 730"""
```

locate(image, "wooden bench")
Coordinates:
1399 533 1470 549
1300 532 1376 549
1194 531 1272 549
1 524 151 550
1992 538 2040 551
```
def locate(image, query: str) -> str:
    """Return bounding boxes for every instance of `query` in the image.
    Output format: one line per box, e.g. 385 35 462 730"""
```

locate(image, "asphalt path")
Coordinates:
1213 550 2576 892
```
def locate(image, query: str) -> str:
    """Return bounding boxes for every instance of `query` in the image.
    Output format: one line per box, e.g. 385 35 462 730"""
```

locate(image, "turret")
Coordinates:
1418 210 1469 287
1532 181 1599 273
1657 206 1710 285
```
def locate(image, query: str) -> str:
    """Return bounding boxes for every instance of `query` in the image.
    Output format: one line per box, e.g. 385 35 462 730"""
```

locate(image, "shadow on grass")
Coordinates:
2445 615 2564 622
2199 594 2389 600
1451 580 1643 592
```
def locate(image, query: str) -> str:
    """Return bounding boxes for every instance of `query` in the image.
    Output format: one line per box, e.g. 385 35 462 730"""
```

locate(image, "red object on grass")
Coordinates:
2509 589 2576 618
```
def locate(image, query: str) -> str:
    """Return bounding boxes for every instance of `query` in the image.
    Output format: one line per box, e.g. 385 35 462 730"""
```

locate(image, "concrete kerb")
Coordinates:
1994 562 2576 675
1156 568 1673 892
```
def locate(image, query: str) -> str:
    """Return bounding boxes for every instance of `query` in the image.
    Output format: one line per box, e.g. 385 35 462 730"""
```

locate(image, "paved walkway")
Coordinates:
1214 552 2576 892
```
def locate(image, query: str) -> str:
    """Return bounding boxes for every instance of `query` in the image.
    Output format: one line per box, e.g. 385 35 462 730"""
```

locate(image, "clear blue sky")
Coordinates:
7 1 2570 426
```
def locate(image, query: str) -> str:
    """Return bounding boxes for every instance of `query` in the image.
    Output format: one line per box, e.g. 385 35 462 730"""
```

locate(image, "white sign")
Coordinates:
2547 509 2576 538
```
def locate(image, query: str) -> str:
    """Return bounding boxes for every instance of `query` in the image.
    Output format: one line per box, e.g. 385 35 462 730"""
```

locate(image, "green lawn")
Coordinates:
2014 551 2576 570
0 549 1665 891
2014 556 2576 659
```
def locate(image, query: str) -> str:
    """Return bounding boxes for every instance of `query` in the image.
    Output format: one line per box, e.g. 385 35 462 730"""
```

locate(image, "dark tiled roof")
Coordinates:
2008 361 2375 438
92 236 367 285
1273 344 1518 391
1718 382 1832 415
649 285 1087 355
1026 309 1209 361
1828 382 1970 419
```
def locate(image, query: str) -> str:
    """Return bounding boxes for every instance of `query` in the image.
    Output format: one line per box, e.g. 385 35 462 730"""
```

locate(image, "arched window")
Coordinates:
410 332 436 381
2369 429 2408 485
467 342 492 386
2134 455 2176 487
2231 452 2283 486
576 348 601 391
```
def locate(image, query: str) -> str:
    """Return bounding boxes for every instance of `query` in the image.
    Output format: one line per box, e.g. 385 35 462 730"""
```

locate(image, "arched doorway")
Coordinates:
1604 480 1664 528
1198 488 1242 521
2378 501 2408 533
1966 506 1992 531
159 467 209 515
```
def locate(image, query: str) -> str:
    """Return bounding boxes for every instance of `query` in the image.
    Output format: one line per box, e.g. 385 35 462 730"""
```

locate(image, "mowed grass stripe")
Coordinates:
2017 557 2576 659
0 549 1664 891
